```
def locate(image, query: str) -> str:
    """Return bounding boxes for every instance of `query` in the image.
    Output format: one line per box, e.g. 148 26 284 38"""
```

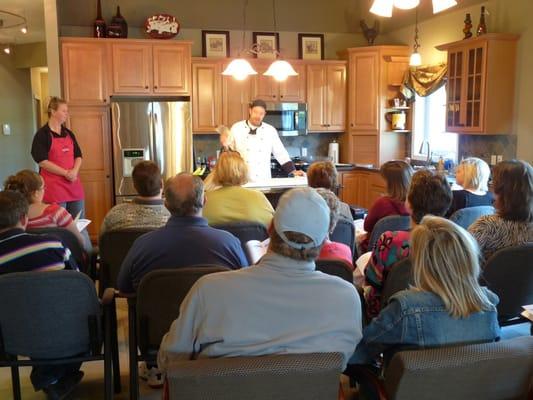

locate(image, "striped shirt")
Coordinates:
28 204 73 229
0 228 71 274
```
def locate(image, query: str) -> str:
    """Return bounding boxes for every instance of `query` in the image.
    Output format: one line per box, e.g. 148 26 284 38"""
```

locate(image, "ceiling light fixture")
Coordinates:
0 10 28 55
394 0 420 10
20 25 27 34
3 44 11 54
370 0 457 17
409 8 422 67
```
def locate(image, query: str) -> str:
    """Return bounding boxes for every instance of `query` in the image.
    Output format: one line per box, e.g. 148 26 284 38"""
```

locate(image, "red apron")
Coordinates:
41 132 84 203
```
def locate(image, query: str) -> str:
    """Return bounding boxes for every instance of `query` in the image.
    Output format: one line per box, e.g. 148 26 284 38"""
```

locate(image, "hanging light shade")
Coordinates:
432 0 458 13
370 0 394 17
222 58 258 81
394 0 420 10
263 60 298 81
3 45 11 55
409 52 422 66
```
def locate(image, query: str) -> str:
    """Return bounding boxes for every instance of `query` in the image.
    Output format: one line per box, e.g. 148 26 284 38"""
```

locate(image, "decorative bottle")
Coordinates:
111 6 128 38
463 13 473 39
476 6 487 36
93 0 106 38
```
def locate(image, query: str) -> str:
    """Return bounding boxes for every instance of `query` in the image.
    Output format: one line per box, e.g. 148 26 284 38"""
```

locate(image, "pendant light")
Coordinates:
409 8 422 67
222 0 258 80
432 0 457 14
263 0 297 81
370 0 457 16
394 0 420 10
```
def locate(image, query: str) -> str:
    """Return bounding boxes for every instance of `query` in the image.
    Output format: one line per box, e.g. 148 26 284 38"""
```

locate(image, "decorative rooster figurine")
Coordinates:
360 19 380 46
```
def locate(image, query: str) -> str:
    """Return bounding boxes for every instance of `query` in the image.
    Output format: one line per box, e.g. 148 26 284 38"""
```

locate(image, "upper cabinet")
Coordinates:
111 41 191 96
347 51 379 132
191 59 222 132
436 33 519 135
306 62 346 132
253 61 306 103
61 39 109 105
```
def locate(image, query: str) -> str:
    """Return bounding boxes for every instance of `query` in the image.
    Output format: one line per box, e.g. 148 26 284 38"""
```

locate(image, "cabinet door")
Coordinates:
153 43 191 95
252 61 278 101
111 43 152 94
340 171 370 208
279 63 306 102
446 49 465 131
61 40 108 105
326 64 346 131
192 61 222 133
349 52 379 132
306 64 327 131
462 43 487 132
66 107 112 241
222 69 253 126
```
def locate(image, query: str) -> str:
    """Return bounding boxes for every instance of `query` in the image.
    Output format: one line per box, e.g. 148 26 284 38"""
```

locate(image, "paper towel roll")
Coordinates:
328 142 339 164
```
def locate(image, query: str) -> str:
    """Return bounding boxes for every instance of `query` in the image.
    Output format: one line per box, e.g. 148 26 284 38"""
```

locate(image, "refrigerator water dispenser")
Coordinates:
122 148 148 177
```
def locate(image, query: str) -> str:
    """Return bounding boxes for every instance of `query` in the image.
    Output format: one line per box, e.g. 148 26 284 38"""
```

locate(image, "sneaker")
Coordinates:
138 362 164 389
43 370 84 400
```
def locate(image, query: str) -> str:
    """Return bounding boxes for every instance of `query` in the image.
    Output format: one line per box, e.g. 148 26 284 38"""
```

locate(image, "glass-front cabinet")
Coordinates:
437 34 519 135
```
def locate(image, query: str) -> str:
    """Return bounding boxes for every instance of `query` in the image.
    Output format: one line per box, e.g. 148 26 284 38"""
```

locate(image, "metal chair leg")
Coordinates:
11 365 21 400
128 300 139 400
111 299 122 393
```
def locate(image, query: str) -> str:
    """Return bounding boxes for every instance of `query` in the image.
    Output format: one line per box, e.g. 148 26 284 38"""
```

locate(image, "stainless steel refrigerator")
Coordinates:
111 98 193 204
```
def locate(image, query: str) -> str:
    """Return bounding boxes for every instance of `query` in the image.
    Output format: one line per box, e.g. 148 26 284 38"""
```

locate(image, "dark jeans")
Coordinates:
59 200 85 219
30 362 82 391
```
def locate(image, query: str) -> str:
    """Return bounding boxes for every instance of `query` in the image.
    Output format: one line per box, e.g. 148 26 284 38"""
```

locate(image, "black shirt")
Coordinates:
446 189 494 217
31 123 83 164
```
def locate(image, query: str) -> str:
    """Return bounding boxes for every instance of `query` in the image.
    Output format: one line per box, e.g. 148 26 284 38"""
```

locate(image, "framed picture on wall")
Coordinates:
202 30 230 58
298 33 324 60
252 32 279 59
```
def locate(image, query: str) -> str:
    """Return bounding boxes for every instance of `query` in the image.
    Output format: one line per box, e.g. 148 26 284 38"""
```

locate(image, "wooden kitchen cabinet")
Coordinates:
338 169 386 209
306 62 346 132
253 61 306 103
66 106 113 241
222 64 253 126
192 59 222 132
436 34 519 134
347 51 379 132
111 41 191 96
61 39 109 105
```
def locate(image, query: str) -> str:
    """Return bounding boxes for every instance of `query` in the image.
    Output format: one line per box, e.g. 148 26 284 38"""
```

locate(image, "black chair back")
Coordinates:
99 228 154 290
481 243 533 324
0 270 101 359
381 258 414 307
330 218 356 258
27 227 88 273
368 215 411 251
449 206 495 229
212 222 268 263
315 259 354 284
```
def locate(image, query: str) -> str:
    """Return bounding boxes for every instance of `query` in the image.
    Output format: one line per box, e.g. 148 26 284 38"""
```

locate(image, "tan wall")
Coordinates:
0 56 36 183
13 43 47 69
382 0 533 163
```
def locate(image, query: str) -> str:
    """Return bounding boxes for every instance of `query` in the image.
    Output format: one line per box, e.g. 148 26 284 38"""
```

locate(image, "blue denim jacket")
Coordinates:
349 287 500 365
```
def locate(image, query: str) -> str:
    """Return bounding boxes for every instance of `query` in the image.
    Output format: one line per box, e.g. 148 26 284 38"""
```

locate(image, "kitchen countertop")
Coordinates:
244 177 308 193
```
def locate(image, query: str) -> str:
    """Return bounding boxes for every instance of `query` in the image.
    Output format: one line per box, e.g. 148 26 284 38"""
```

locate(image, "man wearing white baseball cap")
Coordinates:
158 187 363 371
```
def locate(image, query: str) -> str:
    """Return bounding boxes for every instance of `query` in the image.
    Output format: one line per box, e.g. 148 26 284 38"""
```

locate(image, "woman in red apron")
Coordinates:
31 97 85 219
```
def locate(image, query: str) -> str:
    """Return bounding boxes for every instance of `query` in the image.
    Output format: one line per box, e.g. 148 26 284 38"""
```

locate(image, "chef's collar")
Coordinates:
246 120 262 135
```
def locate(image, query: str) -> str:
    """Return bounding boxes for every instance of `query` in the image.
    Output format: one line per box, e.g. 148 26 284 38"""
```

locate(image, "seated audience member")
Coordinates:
307 161 353 222
361 160 413 252
315 188 354 268
117 172 248 293
4 169 85 249
363 170 452 319
100 160 169 234
469 160 533 262
446 157 493 217
202 151 274 227
349 216 499 369
0 190 83 397
158 187 363 371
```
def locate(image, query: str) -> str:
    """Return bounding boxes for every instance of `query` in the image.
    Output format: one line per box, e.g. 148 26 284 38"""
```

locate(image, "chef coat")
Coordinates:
229 120 291 182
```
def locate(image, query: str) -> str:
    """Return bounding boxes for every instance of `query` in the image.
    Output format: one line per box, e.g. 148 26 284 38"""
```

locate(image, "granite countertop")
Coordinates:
243 177 308 193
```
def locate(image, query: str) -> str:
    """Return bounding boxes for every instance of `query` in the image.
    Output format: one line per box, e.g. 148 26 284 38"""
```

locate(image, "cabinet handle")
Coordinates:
154 86 158 89
280 95 284 98
272 95 276 98
145 86 149 89
350 123 354 127
103 99 107 103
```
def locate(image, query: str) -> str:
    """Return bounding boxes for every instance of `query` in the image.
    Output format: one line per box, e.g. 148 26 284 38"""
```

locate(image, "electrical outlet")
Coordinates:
2 123 11 135
496 155 503 163
301 147 307 157
490 155 497 165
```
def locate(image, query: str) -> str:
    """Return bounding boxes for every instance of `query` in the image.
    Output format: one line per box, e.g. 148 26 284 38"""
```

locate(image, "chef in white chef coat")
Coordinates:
220 99 305 182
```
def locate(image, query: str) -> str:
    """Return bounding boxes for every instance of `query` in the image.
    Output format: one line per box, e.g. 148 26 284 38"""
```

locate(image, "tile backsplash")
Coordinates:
458 135 517 163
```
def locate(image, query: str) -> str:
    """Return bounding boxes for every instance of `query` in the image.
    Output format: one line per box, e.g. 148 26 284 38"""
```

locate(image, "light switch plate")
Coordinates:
2 123 11 135
301 147 307 157
496 155 503 163
490 155 497 165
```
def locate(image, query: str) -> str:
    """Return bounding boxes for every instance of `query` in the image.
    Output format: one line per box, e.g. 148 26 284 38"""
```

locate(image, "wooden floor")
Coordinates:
0 298 359 399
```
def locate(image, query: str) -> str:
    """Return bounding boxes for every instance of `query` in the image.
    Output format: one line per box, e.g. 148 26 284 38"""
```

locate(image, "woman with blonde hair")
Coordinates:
446 157 493 217
349 216 499 366
4 170 86 249
203 151 274 227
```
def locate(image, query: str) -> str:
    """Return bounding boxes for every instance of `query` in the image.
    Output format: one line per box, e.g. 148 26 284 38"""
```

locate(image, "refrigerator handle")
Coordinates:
148 110 156 163
152 112 163 173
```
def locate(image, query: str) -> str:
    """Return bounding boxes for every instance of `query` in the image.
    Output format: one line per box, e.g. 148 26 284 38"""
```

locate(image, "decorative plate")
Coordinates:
144 14 180 39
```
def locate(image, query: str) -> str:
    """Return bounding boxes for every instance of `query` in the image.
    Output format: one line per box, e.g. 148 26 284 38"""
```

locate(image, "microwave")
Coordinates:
263 103 307 136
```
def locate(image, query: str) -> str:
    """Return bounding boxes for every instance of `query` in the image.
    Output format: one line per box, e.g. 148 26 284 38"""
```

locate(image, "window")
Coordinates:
411 85 458 163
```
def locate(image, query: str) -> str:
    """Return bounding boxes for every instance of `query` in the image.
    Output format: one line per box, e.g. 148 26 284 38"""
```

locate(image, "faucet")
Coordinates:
419 140 432 166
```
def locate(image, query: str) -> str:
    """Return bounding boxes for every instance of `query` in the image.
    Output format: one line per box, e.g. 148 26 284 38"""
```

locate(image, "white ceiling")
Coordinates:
0 0 45 44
